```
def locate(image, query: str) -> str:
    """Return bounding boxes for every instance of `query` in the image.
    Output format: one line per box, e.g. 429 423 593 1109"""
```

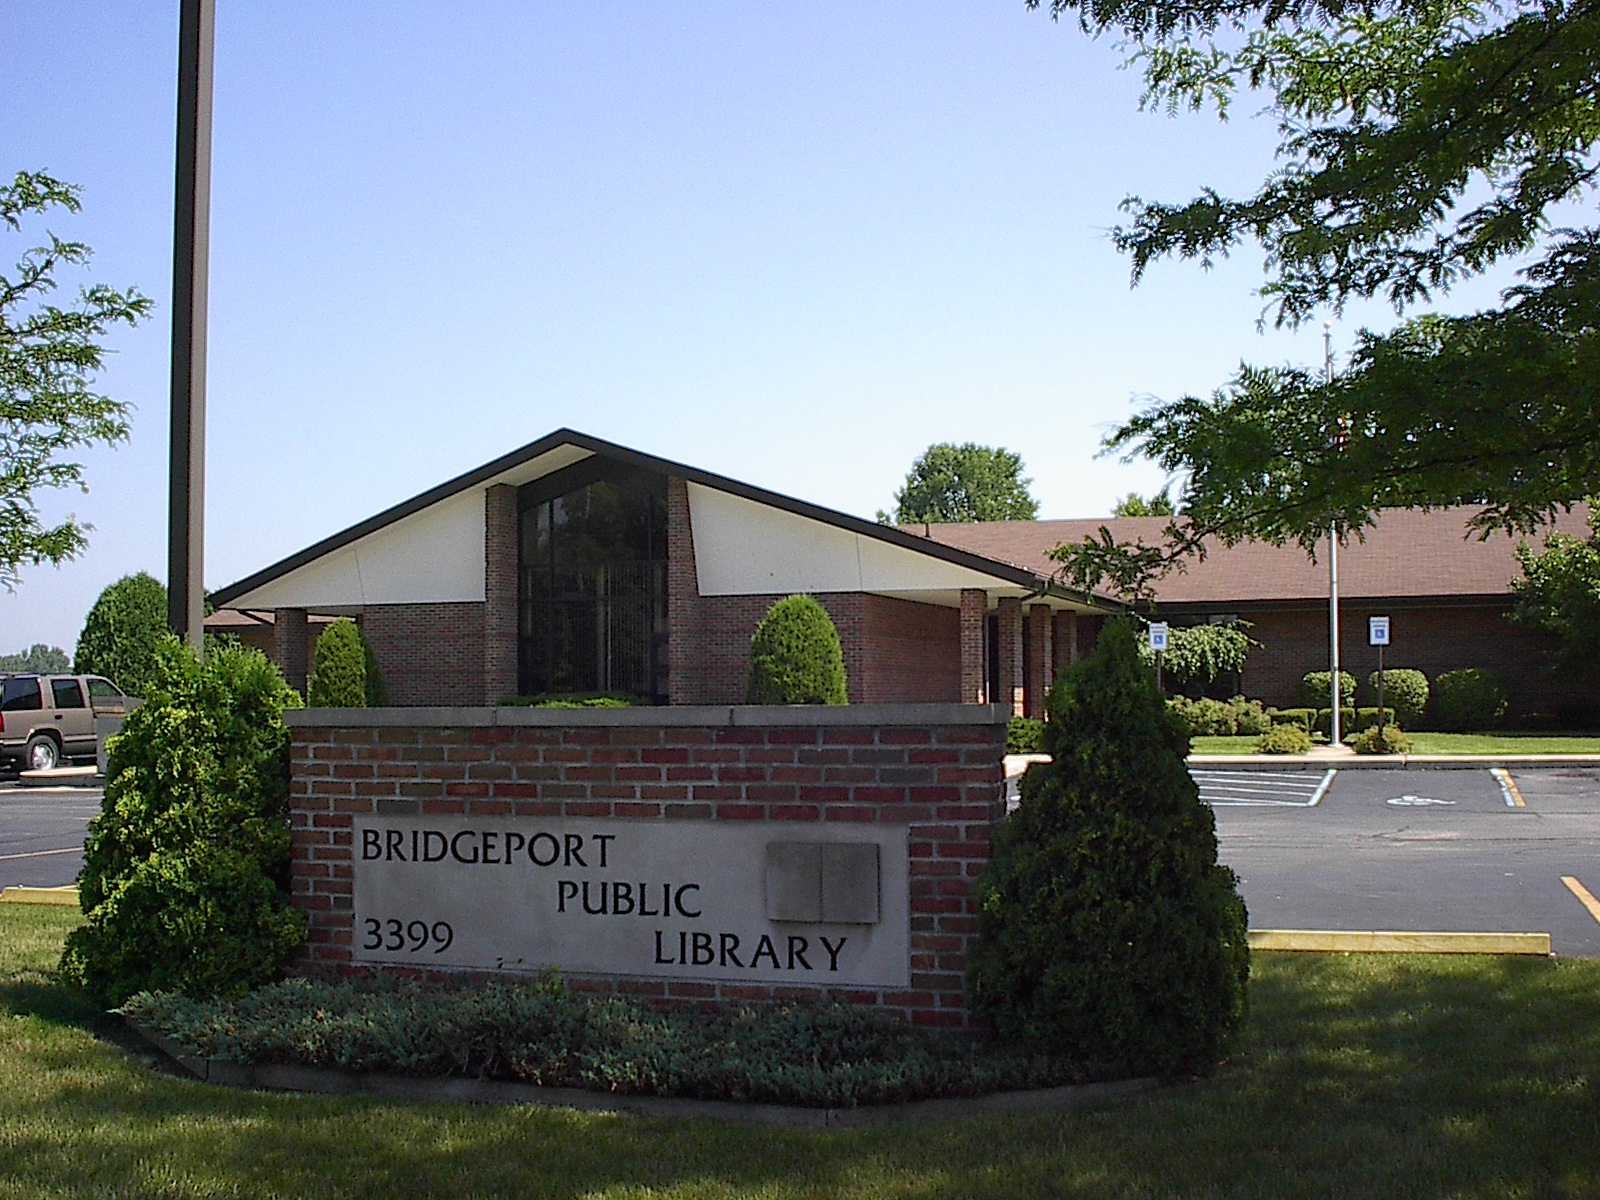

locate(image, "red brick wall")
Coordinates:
361 602 486 706
287 707 1008 1028
482 485 518 704
861 595 961 704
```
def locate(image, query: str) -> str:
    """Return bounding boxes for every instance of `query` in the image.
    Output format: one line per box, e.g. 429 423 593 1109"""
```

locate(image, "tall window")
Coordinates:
517 460 668 701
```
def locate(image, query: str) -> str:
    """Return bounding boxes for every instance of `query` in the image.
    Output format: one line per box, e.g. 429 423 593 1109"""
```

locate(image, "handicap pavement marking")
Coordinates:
1193 768 1338 807
1385 794 1456 807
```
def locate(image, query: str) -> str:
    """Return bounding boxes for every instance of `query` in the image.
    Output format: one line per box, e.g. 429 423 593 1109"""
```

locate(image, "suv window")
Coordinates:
51 678 85 709
87 677 125 701
1 677 42 711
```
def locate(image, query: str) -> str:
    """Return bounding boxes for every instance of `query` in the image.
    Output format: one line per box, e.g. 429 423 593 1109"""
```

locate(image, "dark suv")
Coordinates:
0 674 134 772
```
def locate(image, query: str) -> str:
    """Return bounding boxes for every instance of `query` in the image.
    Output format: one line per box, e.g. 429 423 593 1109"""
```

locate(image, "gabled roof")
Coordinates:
210 429 1113 611
911 507 1593 606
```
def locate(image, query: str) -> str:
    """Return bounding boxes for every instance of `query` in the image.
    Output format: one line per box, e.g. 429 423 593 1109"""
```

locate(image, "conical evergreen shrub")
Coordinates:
307 618 386 706
966 617 1249 1076
746 595 848 704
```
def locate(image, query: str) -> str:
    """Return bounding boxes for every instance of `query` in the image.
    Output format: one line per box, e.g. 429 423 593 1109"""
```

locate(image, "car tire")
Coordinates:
24 735 60 772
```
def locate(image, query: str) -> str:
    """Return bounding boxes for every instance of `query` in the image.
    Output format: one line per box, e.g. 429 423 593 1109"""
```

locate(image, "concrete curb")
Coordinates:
1188 753 1600 770
1249 929 1552 955
0 886 80 907
124 1021 1158 1127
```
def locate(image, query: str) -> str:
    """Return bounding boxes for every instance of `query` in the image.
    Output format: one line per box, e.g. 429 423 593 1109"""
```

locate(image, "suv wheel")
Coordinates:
24 735 60 772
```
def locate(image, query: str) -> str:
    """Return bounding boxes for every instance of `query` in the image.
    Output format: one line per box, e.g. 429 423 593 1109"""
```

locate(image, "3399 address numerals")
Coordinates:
362 917 454 954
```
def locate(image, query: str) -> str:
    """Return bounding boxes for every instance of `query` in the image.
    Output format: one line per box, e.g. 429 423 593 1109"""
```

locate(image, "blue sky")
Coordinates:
2 1 1518 656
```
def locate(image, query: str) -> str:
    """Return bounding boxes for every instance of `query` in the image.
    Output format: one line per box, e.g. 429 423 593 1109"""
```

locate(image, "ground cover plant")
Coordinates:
6 906 1600 1199
122 975 1107 1108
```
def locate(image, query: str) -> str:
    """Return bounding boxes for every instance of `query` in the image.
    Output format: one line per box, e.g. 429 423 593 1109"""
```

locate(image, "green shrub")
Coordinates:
967 618 1250 1076
1366 668 1429 726
1349 724 1412 754
73 572 168 695
1269 707 1317 731
746 595 848 705
1351 706 1397 732
61 638 307 1006
306 619 386 707
506 693 644 708
1433 668 1510 731
1007 716 1045 754
1166 695 1238 736
1256 724 1313 754
1314 707 1358 738
1298 670 1357 709
1230 697 1272 736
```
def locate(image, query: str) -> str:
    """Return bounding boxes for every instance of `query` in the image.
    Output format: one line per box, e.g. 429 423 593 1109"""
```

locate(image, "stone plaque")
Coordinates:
353 817 910 988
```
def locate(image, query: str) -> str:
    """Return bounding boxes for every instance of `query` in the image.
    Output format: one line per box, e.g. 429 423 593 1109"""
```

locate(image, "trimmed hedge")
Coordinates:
746 595 848 705
1432 669 1510 731
1298 670 1357 709
1269 707 1317 731
1366 668 1429 727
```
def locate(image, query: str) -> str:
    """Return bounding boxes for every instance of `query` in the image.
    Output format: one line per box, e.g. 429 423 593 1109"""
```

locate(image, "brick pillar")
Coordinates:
996 597 1024 716
1053 611 1078 676
483 484 519 704
274 607 310 696
958 588 988 704
1025 603 1053 718
666 477 701 705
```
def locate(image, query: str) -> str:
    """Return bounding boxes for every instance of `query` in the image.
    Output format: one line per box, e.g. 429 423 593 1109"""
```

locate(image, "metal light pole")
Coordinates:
168 0 215 652
1326 322 1341 747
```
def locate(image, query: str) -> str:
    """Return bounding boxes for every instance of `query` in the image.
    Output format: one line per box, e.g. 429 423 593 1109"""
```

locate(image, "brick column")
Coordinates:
995 598 1024 716
1053 611 1078 676
958 589 987 704
1025 603 1053 718
274 607 310 696
483 484 519 704
666 477 701 705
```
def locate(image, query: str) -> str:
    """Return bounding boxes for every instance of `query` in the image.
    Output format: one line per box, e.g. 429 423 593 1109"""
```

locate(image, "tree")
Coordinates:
1511 507 1600 680
746 595 849 704
74 572 168 696
879 443 1039 524
0 643 69 672
307 618 388 706
966 617 1250 1074
2 171 152 590
1027 0 1600 593
1111 487 1176 517
61 637 306 1005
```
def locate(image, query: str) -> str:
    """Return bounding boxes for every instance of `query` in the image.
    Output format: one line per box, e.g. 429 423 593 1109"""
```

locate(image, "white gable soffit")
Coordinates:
689 483 1027 600
223 489 487 610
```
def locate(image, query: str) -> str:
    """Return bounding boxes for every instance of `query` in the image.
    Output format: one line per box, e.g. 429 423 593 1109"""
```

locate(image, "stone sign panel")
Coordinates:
354 816 911 988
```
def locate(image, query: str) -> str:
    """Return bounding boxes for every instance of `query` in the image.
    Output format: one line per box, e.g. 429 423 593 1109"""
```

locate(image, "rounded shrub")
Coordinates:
967 618 1250 1077
1349 724 1412 754
61 637 307 1006
746 595 848 705
73 571 168 696
307 619 386 707
1432 668 1510 731
1366 668 1428 727
1256 724 1312 754
1297 670 1357 709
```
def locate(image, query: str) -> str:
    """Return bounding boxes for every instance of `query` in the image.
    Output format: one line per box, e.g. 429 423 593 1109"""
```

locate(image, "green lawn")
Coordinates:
4 906 1600 1198
1190 731 1600 755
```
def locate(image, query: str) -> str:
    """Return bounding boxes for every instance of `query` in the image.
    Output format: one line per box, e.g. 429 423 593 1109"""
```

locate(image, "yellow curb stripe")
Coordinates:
1248 929 1551 955
1562 876 1600 926
0 886 80 907
1492 767 1527 807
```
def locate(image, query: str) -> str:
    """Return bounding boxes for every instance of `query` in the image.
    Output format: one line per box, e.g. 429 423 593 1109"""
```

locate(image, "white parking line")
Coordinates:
0 847 80 863
1194 768 1338 807
1491 767 1527 807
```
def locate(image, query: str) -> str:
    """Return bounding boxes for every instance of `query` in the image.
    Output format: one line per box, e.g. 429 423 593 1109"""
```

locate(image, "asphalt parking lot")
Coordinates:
1204 764 1600 957
0 782 101 888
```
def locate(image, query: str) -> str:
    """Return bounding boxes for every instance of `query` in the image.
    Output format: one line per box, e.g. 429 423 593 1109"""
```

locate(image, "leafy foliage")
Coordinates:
1255 724 1312 754
1432 668 1510 731
1350 724 1413 754
1511 509 1600 680
306 618 386 707
1297 670 1357 710
1007 715 1046 753
1 171 152 590
73 571 167 695
61 638 306 1006
0 642 69 672
1030 0 1600 593
1367 668 1430 726
967 618 1249 1075
746 595 848 705
1167 695 1271 736
880 443 1039 524
122 978 1116 1107
1112 487 1176 517
1142 620 1256 685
